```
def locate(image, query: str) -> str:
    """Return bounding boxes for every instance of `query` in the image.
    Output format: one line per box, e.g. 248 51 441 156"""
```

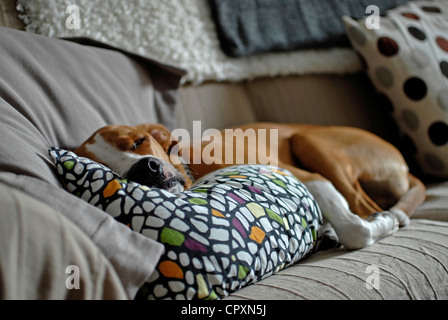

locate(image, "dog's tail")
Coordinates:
390 173 426 219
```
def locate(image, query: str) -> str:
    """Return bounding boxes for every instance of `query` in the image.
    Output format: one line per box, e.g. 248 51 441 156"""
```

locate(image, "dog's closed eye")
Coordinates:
131 138 146 150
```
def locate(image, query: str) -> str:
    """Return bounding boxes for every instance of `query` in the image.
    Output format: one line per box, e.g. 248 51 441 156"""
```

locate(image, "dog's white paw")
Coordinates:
367 211 399 236
389 208 410 227
318 223 341 250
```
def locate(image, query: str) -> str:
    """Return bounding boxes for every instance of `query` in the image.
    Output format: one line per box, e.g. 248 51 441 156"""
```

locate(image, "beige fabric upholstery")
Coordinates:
0 26 174 298
177 74 399 144
245 75 385 128
2 0 448 301
413 182 448 222
0 182 127 299
227 219 448 300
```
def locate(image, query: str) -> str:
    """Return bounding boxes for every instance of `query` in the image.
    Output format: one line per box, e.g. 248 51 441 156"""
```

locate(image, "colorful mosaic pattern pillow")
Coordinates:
343 1 448 178
49 148 322 300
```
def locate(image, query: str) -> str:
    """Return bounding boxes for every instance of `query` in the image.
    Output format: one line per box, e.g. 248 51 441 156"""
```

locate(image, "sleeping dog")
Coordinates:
74 123 426 250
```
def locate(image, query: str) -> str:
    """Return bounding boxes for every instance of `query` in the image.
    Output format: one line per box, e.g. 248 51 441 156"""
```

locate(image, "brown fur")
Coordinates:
74 124 193 189
185 123 426 219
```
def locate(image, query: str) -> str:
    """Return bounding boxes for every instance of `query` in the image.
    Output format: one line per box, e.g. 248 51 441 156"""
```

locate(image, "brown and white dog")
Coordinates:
74 122 426 250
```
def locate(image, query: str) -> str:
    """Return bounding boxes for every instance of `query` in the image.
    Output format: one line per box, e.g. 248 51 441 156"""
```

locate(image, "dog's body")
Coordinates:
74 122 426 250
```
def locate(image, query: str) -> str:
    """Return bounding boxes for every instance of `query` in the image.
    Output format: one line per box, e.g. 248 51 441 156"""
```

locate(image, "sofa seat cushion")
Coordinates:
226 219 448 300
413 181 448 221
49 148 323 300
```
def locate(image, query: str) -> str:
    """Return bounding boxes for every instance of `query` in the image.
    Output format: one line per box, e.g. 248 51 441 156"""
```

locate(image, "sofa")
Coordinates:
1 0 448 300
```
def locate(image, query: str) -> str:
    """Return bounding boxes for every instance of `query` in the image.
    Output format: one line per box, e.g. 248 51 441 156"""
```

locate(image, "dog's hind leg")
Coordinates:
305 180 399 250
289 131 384 219
279 163 399 250
389 173 425 226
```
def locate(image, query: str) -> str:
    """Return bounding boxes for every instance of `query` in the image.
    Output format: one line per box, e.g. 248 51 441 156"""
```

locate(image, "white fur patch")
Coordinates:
389 208 410 227
305 180 399 250
86 134 147 177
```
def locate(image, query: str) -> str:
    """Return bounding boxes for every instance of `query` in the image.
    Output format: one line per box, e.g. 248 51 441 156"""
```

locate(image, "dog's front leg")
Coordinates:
305 180 399 250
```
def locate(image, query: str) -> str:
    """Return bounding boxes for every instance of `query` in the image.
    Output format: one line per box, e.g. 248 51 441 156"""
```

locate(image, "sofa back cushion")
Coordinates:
0 26 184 297
0 27 184 184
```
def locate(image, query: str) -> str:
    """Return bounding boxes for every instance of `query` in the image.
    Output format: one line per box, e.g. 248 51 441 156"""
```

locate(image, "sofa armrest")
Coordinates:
0 182 127 299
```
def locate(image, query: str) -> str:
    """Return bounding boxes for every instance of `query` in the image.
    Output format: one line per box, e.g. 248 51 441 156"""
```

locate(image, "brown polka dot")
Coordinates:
402 12 420 20
437 37 448 53
404 77 427 101
421 6 442 13
377 37 399 56
408 26 426 41
428 122 448 146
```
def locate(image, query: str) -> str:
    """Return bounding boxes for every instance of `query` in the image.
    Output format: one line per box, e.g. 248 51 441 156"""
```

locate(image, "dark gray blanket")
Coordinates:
209 0 412 57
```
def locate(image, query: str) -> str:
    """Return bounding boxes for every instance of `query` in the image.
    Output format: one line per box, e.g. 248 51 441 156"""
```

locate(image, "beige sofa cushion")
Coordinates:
0 26 185 298
0 182 127 299
177 82 256 132
177 73 400 145
413 181 448 221
227 219 448 300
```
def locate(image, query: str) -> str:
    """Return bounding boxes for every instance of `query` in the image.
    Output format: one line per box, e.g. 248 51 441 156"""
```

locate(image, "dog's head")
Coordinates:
74 124 192 193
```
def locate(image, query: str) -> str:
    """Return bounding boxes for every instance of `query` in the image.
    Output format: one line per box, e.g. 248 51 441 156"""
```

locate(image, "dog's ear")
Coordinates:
135 124 180 155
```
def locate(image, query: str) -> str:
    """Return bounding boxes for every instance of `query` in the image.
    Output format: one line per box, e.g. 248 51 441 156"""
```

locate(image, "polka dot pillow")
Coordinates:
343 1 448 178
48 148 322 300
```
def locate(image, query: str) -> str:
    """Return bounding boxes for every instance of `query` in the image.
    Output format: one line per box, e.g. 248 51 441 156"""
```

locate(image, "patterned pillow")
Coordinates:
343 1 448 178
49 148 322 300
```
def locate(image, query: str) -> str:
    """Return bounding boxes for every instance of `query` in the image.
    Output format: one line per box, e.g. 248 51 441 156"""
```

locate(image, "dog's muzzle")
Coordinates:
126 157 185 193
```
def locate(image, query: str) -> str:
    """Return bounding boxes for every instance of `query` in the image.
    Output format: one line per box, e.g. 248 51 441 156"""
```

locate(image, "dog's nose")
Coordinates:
127 157 164 186
148 158 161 174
